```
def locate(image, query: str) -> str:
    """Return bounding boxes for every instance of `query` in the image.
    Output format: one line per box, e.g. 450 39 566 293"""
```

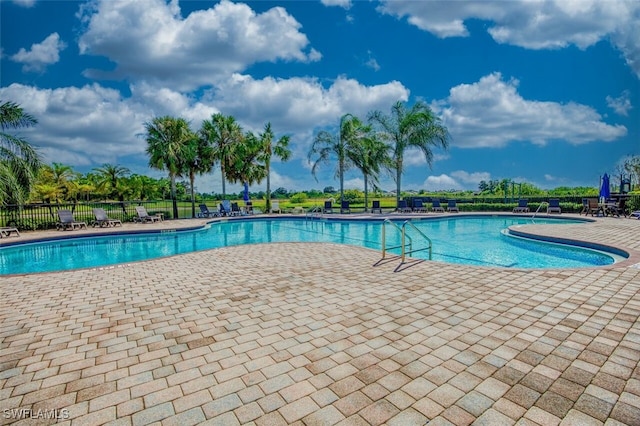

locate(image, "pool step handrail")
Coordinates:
381 219 432 262
401 220 432 262
531 201 549 220
382 219 404 259
305 205 322 220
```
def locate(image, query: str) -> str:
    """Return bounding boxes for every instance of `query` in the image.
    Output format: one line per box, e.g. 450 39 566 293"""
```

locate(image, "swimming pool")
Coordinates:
0 216 620 275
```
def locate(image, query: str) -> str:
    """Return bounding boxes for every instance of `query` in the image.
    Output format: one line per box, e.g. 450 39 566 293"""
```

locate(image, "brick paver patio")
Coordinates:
1 214 639 425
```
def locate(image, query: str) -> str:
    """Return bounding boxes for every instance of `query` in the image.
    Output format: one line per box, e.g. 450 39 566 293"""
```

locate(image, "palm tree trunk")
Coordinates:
364 174 368 212
339 157 344 204
190 170 196 219
221 165 226 198
266 159 271 213
170 173 178 219
396 162 402 210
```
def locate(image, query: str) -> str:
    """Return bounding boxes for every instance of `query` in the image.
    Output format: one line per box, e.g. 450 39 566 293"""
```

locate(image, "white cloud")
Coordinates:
451 170 491 184
77 0 320 91
606 90 632 116
423 174 462 191
10 33 66 72
209 73 409 135
378 0 640 78
365 51 381 71
433 72 627 148
0 83 214 167
344 177 365 190
12 0 36 7
321 0 352 9
0 73 408 171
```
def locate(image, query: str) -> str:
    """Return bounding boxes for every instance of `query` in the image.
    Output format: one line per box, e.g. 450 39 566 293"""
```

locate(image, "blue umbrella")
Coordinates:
600 173 610 201
243 182 250 202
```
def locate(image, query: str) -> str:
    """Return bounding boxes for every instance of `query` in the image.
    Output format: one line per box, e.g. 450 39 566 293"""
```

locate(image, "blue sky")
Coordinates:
1 0 639 195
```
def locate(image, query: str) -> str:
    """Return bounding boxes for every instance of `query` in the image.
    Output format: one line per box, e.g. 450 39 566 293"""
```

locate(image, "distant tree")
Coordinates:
145 116 194 219
368 101 449 208
226 131 267 191
257 123 291 213
309 114 357 204
323 186 336 194
185 135 214 218
200 113 243 198
273 187 289 198
93 163 131 200
0 100 43 205
342 116 390 211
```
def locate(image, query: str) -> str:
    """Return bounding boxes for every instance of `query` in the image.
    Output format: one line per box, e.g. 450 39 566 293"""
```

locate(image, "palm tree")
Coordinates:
185 135 215 218
144 116 195 219
93 163 131 200
368 101 450 208
308 113 357 204
257 123 291 213
225 131 268 191
344 120 391 211
200 113 243 198
0 100 43 205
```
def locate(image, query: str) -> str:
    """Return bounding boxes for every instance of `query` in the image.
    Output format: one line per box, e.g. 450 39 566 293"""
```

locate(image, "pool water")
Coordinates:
1 217 617 275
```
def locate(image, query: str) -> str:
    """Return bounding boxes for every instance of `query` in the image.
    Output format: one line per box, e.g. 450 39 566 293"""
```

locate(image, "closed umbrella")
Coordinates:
600 174 610 201
243 182 250 202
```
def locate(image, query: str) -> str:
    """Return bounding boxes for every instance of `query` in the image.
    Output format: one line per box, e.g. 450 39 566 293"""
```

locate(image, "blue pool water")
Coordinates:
0 216 618 275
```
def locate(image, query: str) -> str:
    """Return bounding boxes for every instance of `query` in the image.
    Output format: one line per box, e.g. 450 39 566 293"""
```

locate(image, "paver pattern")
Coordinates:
1 214 640 425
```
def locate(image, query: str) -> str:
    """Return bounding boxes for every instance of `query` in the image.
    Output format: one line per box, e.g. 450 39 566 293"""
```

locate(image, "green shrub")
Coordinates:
289 193 308 204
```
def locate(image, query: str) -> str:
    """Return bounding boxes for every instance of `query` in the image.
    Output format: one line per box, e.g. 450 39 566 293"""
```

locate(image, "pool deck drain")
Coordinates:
1 213 640 425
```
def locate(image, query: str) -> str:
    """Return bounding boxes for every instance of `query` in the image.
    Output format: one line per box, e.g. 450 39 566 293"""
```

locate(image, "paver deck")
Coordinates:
1 213 639 425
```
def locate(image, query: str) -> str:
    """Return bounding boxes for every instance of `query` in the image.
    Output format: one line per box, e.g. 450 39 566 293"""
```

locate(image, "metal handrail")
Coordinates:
531 201 548 220
381 219 410 259
305 205 322 220
401 220 432 262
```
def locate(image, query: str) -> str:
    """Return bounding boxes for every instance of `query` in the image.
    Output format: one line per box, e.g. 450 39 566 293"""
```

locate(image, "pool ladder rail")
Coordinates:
305 205 323 220
381 219 432 262
531 201 549 220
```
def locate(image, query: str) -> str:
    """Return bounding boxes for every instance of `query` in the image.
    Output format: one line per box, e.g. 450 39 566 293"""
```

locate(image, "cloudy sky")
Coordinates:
1 0 639 194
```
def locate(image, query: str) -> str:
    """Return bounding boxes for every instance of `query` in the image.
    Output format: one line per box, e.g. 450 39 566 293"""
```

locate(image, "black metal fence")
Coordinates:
0 201 174 230
2 195 639 230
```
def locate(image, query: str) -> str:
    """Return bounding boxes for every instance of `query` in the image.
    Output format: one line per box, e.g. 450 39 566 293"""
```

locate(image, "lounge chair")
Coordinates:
580 198 589 215
219 200 235 216
231 202 244 216
607 198 627 217
413 199 427 213
631 211 640 219
245 201 254 215
323 201 333 214
583 198 600 216
447 200 459 213
340 201 351 214
431 199 445 213
92 208 122 227
56 209 88 231
134 206 161 223
0 227 20 238
198 204 220 218
512 199 529 213
371 200 382 213
270 201 281 214
547 199 561 214
397 200 411 213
